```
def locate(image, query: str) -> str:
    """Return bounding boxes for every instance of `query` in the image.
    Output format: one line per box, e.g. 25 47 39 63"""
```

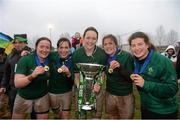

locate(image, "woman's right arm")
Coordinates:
15 66 45 88
15 74 33 88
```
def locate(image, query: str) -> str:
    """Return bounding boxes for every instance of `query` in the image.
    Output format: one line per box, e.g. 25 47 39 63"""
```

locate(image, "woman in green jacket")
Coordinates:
129 31 178 119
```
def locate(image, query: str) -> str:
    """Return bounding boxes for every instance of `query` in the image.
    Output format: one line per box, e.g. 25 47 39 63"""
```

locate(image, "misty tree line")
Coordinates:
149 25 179 46
59 25 179 46
29 25 179 48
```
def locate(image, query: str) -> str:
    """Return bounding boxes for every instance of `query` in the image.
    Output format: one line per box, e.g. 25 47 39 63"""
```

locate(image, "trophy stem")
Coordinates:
77 63 104 118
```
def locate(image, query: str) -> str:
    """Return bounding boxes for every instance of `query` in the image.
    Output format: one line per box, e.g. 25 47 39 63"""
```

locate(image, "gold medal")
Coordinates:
44 65 49 71
57 68 63 73
130 74 133 79
108 68 113 74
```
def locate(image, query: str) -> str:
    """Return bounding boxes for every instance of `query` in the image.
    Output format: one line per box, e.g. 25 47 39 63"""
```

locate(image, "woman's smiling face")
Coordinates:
57 41 70 59
130 38 149 60
103 38 117 56
36 40 51 60
83 30 97 50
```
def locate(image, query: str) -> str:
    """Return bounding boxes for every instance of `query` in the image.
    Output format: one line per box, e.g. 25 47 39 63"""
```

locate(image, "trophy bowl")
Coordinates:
77 63 104 111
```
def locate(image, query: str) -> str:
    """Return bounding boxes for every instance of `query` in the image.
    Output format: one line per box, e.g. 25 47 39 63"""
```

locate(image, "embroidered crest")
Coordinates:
147 67 153 75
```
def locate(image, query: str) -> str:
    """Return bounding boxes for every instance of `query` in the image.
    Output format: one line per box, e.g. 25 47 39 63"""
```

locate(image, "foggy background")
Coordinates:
0 0 179 48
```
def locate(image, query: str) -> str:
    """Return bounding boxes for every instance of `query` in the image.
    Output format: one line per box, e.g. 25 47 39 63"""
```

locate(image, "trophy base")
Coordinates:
82 105 92 111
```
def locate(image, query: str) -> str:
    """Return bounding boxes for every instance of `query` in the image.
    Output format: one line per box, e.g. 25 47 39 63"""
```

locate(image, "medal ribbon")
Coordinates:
35 53 49 67
107 48 121 65
78 71 84 118
133 49 153 74
56 54 71 69
107 48 121 73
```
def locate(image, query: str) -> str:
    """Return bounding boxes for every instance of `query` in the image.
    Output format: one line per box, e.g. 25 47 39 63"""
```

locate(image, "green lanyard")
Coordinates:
78 71 84 118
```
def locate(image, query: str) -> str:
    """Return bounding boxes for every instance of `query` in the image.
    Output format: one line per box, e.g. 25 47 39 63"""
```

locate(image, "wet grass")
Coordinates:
2 85 180 119
67 85 180 119
55 85 141 119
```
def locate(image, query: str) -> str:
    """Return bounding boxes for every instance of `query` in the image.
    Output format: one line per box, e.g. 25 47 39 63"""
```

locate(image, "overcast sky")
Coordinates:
0 0 179 47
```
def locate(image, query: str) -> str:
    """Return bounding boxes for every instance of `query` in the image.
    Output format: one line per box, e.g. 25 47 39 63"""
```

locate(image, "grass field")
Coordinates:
62 86 141 119
1 85 179 119
68 85 180 119
49 86 141 119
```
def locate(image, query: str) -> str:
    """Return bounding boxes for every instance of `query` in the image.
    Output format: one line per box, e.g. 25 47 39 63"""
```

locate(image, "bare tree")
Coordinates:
60 32 71 40
147 32 156 45
156 25 166 46
101 33 107 38
166 30 179 45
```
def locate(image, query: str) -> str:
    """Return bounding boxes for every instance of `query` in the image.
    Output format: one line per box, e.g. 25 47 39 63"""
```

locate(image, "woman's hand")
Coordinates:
109 60 120 70
130 74 145 87
93 83 101 93
21 50 30 56
60 65 71 77
31 66 45 78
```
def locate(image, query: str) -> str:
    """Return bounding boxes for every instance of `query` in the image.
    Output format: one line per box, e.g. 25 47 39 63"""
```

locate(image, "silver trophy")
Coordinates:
77 63 104 111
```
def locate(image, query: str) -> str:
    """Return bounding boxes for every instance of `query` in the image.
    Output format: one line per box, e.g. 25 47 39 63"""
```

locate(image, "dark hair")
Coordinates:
35 37 52 50
128 31 156 50
57 37 71 48
102 34 119 47
83 26 98 39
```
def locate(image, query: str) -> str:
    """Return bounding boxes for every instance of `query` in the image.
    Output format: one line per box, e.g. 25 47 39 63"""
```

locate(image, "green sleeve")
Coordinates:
48 51 58 62
100 50 107 65
71 52 79 73
16 57 28 75
70 58 75 81
143 58 178 99
118 52 134 80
